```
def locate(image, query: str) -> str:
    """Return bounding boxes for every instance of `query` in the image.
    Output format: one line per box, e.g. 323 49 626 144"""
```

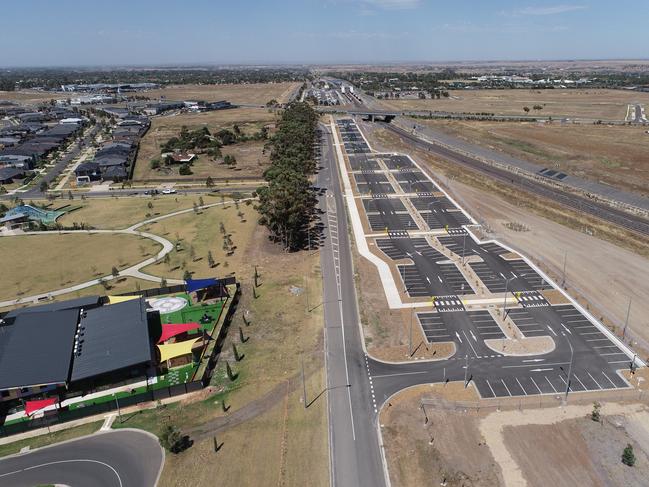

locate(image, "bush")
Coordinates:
622 444 636 466
179 163 192 175
150 158 161 170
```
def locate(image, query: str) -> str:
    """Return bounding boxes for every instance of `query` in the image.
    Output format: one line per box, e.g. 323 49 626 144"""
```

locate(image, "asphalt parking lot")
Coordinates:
470 261 550 293
382 155 414 169
399 262 473 296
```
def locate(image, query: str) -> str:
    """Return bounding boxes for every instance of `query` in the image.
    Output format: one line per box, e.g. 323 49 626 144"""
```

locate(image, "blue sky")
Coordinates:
1 0 647 66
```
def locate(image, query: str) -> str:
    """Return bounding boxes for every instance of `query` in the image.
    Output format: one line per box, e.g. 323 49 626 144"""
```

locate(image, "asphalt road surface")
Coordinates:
0 429 163 487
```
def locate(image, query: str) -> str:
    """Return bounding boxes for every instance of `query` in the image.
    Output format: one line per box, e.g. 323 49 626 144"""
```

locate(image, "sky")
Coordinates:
1 0 648 67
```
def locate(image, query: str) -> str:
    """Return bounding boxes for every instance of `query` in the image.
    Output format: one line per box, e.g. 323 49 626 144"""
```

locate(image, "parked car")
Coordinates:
144 189 159 195
162 188 177 194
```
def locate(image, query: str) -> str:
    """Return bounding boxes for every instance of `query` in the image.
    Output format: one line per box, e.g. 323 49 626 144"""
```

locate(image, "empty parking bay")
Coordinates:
505 308 550 337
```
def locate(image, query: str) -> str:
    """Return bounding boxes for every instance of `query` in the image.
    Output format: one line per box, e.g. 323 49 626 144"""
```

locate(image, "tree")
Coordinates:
206 176 214 188
179 163 192 175
523 106 530 114
591 402 601 422
622 444 636 466
68 190 74 200
111 266 119 277
159 424 182 453
207 251 215 268
150 158 161 170
160 277 167 288
193 202 199 214
183 270 192 281
198 196 204 207
39 181 49 193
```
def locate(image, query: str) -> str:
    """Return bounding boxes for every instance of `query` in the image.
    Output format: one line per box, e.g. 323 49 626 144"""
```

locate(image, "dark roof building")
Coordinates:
0 308 79 390
70 298 153 382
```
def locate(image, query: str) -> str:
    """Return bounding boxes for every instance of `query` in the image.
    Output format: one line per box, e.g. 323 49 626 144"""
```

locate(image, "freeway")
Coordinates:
0 429 163 487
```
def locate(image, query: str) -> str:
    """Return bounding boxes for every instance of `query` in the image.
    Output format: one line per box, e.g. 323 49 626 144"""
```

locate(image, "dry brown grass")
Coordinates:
141 82 300 105
0 90 67 104
54 194 213 229
418 119 649 197
0 233 160 301
377 88 649 120
133 108 277 180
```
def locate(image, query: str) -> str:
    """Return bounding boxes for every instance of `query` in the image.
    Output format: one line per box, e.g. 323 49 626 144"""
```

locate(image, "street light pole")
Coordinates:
564 339 574 402
461 232 467 266
622 297 632 340
114 394 121 423
561 250 568 287
464 354 469 388
409 306 413 356
502 277 512 316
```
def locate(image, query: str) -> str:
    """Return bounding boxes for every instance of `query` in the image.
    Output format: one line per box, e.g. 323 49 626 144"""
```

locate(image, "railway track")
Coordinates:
384 123 649 238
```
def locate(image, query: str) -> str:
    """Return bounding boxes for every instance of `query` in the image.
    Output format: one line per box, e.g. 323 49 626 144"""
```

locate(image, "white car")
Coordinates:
161 188 177 194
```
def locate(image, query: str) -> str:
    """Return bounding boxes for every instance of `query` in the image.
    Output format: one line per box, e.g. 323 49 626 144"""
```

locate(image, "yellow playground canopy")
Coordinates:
107 295 140 305
157 337 202 362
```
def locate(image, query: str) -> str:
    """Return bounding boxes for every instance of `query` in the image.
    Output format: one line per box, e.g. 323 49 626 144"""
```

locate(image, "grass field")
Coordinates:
0 233 160 301
417 119 649 197
140 199 258 281
376 88 649 120
133 108 277 181
54 194 221 229
0 90 67 104
140 82 300 105
0 421 103 458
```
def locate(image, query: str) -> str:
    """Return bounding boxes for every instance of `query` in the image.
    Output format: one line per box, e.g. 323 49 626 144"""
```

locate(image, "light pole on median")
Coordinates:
461 232 467 266
464 354 470 388
502 277 513 317
564 338 574 402
622 297 632 341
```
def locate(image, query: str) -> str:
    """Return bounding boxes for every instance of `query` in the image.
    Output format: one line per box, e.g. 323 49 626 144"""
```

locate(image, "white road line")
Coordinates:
529 377 543 394
463 330 479 357
545 376 558 393
547 325 557 336
503 362 569 369
573 374 587 390
372 371 429 379
515 378 528 395
601 372 617 387
587 372 603 389
501 379 512 396
486 380 497 397
608 360 632 364
561 323 572 335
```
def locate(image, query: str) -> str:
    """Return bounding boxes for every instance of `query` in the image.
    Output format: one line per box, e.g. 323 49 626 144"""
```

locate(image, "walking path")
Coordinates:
0 199 254 308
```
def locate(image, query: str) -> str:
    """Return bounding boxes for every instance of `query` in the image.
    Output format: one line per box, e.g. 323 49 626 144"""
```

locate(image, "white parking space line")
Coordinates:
486 380 496 397
545 376 558 393
515 378 528 395
587 372 602 389
501 379 512 396
601 372 617 387
573 374 587 390
529 377 542 394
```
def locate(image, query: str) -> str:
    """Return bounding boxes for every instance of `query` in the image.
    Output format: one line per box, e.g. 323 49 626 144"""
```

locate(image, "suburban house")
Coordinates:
166 152 197 164
74 161 101 183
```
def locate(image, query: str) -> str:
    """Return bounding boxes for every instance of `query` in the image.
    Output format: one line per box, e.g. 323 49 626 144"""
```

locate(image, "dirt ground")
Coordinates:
417 119 649 197
380 384 501 487
133 108 276 180
361 124 649 352
376 88 649 120
382 383 649 487
140 82 300 105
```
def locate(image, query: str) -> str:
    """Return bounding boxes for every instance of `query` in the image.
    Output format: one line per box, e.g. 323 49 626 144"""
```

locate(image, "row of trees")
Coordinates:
256 102 319 251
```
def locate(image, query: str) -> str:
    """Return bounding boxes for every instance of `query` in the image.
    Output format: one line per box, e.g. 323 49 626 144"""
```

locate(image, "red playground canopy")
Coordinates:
25 397 58 416
158 322 201 343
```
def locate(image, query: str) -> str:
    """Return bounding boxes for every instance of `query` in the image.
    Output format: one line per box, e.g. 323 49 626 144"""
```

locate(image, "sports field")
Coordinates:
416 119 649 197
377 88 649 120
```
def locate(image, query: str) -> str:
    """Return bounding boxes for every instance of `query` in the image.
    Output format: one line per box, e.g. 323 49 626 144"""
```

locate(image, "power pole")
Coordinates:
409 307 413 356
561 250 567 287
302 355 307 408
461 232 467 266
622 297 632 340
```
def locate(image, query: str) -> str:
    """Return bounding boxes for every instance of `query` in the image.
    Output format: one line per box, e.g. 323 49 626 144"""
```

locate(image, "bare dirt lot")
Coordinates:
140 82 300 105
376 88 649 120
382 385 649 487
133 108 276 181
417 119 649 197
0 90 67 104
